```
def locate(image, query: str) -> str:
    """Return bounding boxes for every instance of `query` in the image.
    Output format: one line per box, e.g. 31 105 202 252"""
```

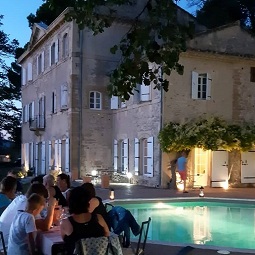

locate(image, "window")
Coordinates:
90 91 101 110
38 96 45 128
250 67 255 82
141 137 154 177
28 102 34 121
113 140 118 171
27 62 33 81
111 96 119 109
140 84 151 101
37 52 44 75
22 106 26 123
60 84 68 110
191 71 211 100
142 139 148 174
134 138 140 176
62 33 69 58
120 139 128 173
22 67 27 86
52 91 57 113
50 42 55 66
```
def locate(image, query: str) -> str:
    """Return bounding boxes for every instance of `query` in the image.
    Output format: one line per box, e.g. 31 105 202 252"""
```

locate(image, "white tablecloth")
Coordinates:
37 226 64 255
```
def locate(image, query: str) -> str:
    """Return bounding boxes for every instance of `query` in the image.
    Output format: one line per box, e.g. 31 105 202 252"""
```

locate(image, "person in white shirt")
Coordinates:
0 183 56 247
8 193 45 255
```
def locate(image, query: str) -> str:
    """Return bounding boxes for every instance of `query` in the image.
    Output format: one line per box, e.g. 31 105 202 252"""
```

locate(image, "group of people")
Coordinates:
0 171 140 255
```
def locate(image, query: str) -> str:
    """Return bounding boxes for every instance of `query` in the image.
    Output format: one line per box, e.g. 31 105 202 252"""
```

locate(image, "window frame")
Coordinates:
62 33 69 58
89 91 102 110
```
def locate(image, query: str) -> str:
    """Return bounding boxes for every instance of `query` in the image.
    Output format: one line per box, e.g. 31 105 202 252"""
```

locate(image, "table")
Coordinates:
37 226 65 255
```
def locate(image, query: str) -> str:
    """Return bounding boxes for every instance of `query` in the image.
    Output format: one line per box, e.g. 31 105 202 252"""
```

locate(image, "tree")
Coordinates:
0 15 22 144
27 0 74 28
36 0 194 99
188 0 255 33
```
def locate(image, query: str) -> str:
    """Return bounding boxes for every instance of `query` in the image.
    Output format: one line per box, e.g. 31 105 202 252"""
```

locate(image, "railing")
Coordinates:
29 115 45 131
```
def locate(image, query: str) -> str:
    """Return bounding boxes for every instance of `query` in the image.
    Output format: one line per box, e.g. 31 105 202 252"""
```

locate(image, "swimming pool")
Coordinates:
112 198 255 252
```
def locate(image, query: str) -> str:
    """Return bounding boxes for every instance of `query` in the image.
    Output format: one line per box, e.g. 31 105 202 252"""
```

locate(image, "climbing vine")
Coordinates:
158 117 255 152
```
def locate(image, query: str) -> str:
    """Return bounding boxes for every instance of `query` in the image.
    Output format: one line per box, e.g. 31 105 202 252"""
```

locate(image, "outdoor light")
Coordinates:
199 186 205 197
91 170 97 176
223 180 229 190
126 172 132 179
5 155 10 159
109 188 115 200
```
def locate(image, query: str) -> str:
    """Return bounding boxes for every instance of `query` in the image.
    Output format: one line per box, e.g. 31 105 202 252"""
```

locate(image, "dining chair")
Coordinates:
122 217 151 255
0 231 7 255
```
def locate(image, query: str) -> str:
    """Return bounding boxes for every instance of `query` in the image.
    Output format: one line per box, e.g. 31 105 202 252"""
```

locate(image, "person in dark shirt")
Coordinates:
81 182 110 228
60 187 109 255
7 170 23 194
43 174 67 207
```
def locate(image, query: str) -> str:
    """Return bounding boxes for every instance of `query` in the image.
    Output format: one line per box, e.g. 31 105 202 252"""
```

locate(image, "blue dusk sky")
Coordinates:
1 0 196 48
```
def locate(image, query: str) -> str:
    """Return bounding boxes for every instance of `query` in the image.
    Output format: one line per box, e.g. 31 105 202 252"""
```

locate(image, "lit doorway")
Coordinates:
193 148 210 187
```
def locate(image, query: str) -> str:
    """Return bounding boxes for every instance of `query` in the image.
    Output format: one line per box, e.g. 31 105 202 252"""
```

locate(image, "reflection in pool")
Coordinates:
115 199 255 251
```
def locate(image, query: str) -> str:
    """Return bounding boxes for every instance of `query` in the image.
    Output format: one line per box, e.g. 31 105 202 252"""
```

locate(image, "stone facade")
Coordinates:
19 7 255 188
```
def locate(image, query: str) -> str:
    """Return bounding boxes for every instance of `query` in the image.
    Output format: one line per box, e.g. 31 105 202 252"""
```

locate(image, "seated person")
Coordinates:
60 187 109 255
0 183 56 247
57 173 72 202
0 176 17 215
31 175 45 184
8 193 45 255
81 182 110 228
43 174 67 207
108 206 140 248
7 170 23 194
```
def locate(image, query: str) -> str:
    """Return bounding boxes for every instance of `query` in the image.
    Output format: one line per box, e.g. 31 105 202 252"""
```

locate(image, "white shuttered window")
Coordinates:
110 96 119 109
60 84 68 109
192 71 212 100
142 137 154 177
113 140 118 171
134 138 140 176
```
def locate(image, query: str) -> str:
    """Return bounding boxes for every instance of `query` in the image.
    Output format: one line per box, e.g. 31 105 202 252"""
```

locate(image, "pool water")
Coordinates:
117 200 255 251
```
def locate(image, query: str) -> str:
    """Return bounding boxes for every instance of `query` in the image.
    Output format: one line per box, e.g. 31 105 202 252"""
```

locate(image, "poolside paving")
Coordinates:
94 184 255 255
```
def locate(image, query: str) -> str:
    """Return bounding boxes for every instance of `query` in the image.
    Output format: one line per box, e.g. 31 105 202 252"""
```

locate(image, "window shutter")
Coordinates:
192 71 199 99
41 141 46 174
133 84 141 104
37 55 39 75
48 141 52 170
22 67 26 85
140 84 151 101
147 136 154 177
41 96 45 128
123 138 129 173
58 139 62 171
113 139 118 171
206 73 212 100
25 143 29 171
54 92 57 113
30 142 34 168
121 100 126 108
31 101 35 120
134 138 140 176
54 140 58 170
55 39 59 63
42 51 45 72
27 63 32 81
49 45 52 66
35 142 39 176
111 96 119 109
61 84 68 109
65 138 70 172
25 105 29 122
